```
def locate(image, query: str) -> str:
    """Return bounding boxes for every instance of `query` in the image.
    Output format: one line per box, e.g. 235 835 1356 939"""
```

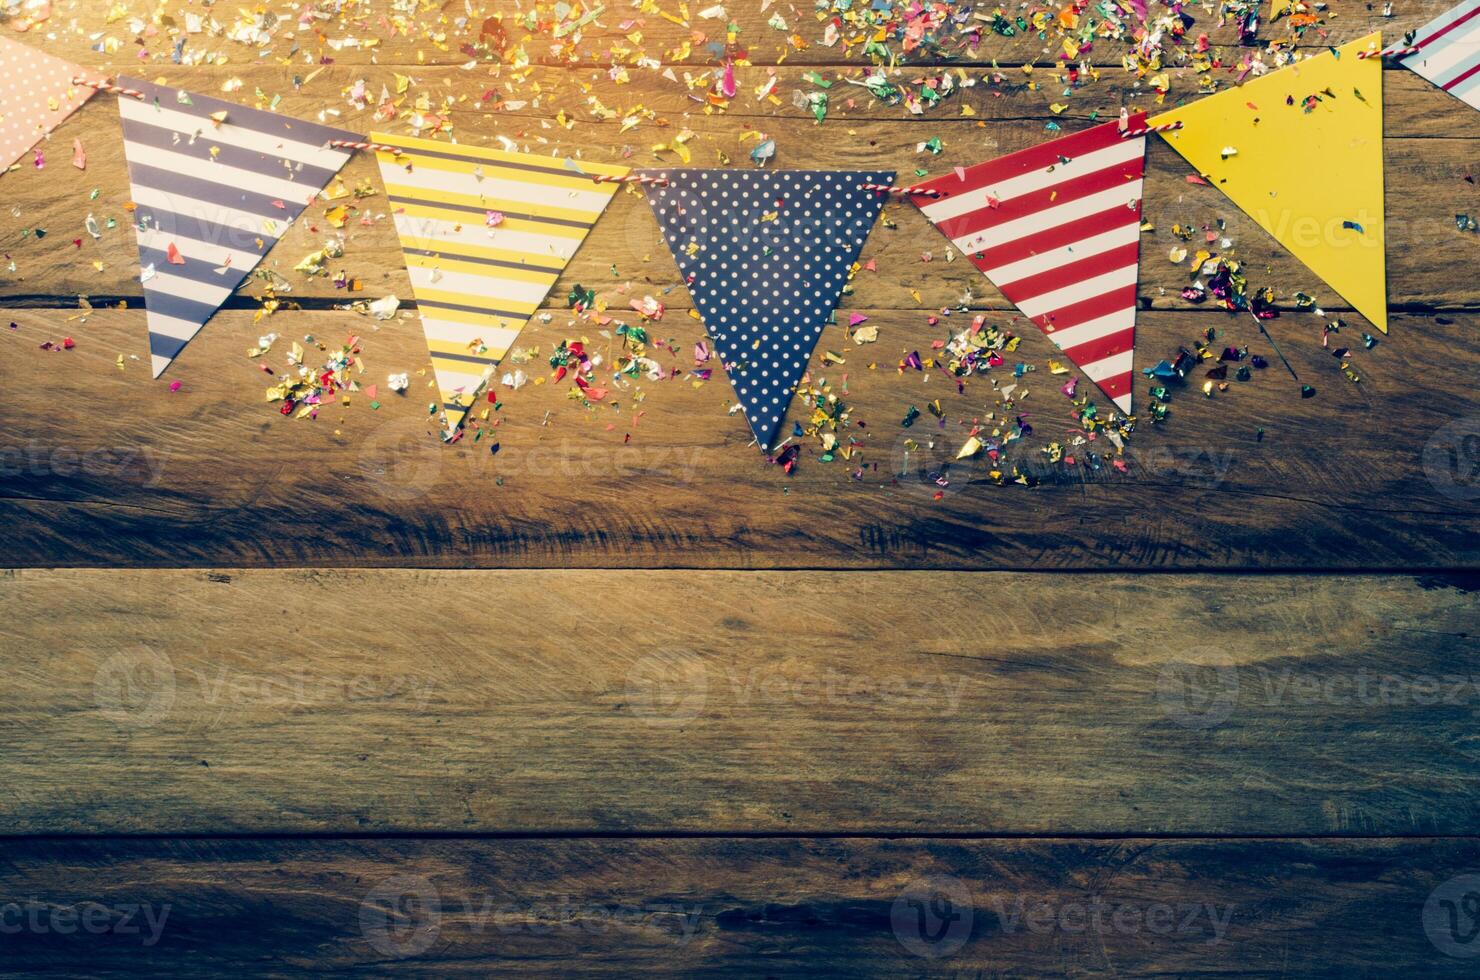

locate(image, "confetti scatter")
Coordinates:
256 332 372 422
0 0 1367 488
1151 35 1388 332
641 168 891 450
915 117 1148 412
0 35 91 172
371 132 626 437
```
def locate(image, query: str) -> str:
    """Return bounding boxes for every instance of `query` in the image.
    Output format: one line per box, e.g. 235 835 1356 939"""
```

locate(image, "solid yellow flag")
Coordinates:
1150 33 1387 332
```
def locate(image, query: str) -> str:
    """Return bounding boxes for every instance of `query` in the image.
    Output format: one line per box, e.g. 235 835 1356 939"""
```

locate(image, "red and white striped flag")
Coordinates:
1395 1 1480 112
913 115 1148 413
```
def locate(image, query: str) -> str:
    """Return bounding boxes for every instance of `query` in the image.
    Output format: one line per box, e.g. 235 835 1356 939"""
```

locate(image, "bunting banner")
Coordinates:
912 116 1147 413
641 168 891 449
1395 1 1480 112
118 76 360 376
372 133 627 434
0 35 93 172
1149 34 1388 333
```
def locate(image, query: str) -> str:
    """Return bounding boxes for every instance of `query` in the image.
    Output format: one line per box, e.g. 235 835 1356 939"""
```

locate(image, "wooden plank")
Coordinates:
4 68 1478 313
3 62 1469 140
5 37 1476 573
2 0 1447 68
0 569 1475 834
2 304 1476 568
0 836 1475 974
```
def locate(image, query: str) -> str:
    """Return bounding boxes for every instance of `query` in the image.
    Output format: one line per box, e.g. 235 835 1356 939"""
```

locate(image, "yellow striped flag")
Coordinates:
372 133 628 434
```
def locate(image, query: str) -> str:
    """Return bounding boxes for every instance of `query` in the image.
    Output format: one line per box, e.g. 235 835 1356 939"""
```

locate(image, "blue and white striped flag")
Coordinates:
117 77 359 377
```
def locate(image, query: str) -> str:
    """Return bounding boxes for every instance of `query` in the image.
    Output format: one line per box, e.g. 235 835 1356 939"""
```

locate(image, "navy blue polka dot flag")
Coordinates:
640 169 893 450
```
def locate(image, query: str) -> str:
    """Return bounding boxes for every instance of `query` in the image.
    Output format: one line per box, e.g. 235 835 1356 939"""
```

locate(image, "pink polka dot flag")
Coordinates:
0 35 92 172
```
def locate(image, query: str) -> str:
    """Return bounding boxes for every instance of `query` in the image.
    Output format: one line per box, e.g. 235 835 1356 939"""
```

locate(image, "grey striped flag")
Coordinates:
117 77 359 376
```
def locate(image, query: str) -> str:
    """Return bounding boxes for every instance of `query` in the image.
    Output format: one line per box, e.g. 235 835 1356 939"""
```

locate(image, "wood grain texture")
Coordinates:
3 0 1449 68
0 836 1476 975
3 305 1476 568
3 7 1478 975
0 568 1475 835
2 34 1476 571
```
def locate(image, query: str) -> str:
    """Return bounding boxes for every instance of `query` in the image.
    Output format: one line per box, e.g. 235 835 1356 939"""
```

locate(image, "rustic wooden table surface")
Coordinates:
2 0 1479 974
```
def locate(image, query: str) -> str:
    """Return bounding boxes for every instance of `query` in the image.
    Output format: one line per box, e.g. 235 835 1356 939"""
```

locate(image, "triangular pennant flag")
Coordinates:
1395 2 1480 112
0 36 93 172
372 133 627 434
117 76 360 376
1150 35 1388 332
642 169 891 449
912 116 1147 413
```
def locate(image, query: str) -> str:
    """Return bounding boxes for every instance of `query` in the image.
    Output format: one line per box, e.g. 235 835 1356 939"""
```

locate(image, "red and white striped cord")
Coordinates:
861 182 944 198
1357 45 1420 59
328 140 404 154
1121 119 1183 138
592 173 670 187
72 76 145 100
